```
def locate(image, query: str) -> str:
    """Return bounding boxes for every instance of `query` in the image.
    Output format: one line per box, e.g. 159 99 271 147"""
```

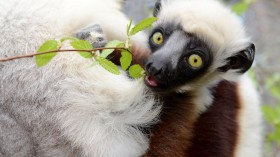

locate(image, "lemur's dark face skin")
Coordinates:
144 23 213 92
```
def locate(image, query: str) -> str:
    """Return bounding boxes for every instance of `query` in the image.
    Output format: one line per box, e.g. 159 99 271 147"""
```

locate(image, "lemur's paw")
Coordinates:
74 24 107 48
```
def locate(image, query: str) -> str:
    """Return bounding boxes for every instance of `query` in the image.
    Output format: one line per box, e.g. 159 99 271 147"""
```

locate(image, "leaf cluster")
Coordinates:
36 17 157 78
231 0 255 15
262 74 280 146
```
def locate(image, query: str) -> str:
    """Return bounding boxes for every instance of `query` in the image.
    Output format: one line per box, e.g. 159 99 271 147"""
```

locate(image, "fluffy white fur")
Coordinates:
235 74 262 157
0 0 160 156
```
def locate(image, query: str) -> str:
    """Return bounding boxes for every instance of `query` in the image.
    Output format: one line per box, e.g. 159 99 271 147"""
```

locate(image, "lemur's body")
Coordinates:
140 0 262 156
142 78 260 157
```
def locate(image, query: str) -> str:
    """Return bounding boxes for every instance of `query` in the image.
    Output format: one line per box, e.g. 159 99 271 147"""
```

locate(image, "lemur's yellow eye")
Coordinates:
188 54 203 68
152 32 164 45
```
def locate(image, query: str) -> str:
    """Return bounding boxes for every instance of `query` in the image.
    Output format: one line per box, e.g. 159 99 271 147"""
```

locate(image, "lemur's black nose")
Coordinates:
145 60 165 78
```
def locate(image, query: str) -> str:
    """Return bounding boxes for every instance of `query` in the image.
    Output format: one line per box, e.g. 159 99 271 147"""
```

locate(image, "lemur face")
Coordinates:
145 23 212 91
144 0 255 92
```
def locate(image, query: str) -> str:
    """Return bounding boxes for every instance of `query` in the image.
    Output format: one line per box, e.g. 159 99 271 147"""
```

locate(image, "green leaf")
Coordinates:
97 57 121 75
231 2 250 15
60 36 79 43
120 50 132 71
127 18 133 36
271 85 280 100
36 40 59 67
265 74 280 100
101 40 124 58
129 64 145 79
70 40 93 58
262 105 280 125
268 126 280 146
130 17 157 36
91 60 99 66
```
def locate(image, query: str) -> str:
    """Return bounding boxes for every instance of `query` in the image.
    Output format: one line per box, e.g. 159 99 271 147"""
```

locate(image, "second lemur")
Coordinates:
137 0 262 156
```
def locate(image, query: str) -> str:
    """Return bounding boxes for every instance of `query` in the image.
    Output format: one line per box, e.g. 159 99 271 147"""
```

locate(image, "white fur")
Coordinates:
192 84 215 114
0 0 159 156
57 64 161 157
235 74 263 157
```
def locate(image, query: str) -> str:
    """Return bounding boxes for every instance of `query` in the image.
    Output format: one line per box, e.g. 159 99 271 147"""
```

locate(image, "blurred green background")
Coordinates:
124 0 280 157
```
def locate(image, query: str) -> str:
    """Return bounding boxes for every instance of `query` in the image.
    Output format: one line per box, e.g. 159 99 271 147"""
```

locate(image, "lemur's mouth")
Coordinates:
145 74 179 93
145 76 160 87
144 75 168 90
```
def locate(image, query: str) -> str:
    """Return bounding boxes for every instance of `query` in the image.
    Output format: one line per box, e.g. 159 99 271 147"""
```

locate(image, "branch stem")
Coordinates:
0 47 125 62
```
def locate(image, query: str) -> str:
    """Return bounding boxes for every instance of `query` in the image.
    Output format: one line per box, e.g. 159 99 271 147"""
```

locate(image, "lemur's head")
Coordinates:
144 0 255 93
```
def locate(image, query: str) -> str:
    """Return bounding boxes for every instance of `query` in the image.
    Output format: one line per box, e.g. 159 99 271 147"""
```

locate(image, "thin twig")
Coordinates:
0 47 125 62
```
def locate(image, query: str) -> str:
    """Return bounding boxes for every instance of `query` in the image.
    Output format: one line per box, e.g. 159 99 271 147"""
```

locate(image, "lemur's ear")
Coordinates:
153 0 163 17
219 43 255 73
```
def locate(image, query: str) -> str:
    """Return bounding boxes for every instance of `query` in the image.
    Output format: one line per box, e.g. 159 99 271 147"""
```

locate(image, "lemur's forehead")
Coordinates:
156 0 247 54
152 22 210 52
